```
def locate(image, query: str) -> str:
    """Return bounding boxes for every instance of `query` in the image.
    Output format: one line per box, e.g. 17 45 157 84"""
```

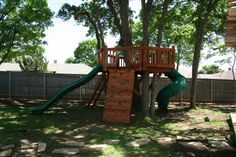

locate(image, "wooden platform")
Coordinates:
98 46 175 73
225 0 236 48
103 69 135 124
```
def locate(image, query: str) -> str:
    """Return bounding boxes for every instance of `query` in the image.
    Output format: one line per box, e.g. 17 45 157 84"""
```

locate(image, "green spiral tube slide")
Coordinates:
156 70 187 110
31 64 103 115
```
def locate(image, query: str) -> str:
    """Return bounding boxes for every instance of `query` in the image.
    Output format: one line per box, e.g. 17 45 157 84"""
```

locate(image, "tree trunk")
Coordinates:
107 0 122 34
120 0 132 46
107 0 132 63
232 53 236 80
142 72 150 115
92 1 105 49
190 0 219 108
84 12 101 50
190 20 205 109
150 0 170 116
141 0 153 115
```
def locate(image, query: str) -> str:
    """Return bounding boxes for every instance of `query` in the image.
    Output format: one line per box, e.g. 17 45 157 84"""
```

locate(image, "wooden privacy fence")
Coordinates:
0 71 235 104
0 71 102 101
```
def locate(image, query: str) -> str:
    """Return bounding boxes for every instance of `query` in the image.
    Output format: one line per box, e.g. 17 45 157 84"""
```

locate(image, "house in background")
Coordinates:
198 69 236 80
0 63 92 74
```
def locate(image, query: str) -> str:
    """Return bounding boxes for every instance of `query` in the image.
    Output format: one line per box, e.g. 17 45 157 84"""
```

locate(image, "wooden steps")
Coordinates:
87 72 107 107
103 69 135 124
225 0 236 48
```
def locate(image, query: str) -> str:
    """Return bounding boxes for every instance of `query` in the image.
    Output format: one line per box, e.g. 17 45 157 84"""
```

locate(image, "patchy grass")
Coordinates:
0 99 231 156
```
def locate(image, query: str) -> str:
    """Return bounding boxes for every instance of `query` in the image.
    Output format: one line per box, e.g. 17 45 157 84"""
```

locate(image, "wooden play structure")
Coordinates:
226 0 236 48
89 46 175 123
32 45 177 124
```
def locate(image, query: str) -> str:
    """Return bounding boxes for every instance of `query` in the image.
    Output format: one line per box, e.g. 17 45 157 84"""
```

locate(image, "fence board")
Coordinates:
0 71 235 104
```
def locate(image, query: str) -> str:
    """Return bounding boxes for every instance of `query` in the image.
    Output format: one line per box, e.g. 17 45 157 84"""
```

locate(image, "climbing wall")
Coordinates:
103 69 135 124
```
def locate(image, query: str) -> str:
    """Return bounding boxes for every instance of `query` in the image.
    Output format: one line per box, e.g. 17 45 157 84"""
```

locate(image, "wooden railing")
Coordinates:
98 46 175 72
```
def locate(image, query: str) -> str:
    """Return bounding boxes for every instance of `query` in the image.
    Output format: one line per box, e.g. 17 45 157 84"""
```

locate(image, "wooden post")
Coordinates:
210 79 213 103
79 75 82 101
8 72 11 99
234 79 236 105
103 47 108 71
43 73 46 100
139 46 143 71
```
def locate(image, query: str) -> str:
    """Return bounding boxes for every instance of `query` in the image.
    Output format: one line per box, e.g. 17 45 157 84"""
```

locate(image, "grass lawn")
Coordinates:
0 99 233 157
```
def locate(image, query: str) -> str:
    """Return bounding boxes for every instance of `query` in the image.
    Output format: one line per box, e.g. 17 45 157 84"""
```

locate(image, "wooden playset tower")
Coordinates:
226 0 236 48
88 46 175 124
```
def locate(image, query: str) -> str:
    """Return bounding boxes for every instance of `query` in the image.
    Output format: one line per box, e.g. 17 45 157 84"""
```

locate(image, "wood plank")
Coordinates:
228 8 236 16
228 2 236 7
227 16 236 21
226 25 236 29
103 109 131 124
104 101 132 110
225 38 236 42
106 88 133 93
226 34 236 38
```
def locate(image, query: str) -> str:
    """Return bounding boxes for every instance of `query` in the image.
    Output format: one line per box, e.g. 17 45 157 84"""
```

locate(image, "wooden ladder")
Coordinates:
87 72 107 107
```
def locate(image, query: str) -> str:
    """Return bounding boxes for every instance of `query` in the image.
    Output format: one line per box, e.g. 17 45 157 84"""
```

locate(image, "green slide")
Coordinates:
31 64 103 115
156 70 187 110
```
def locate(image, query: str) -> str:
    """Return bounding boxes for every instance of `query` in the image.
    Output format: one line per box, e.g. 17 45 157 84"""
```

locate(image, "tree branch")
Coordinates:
84 12 101 50
0 29 12 50
107 0 122 33
0 29 16 65
156 0 170 47
0 1 19 22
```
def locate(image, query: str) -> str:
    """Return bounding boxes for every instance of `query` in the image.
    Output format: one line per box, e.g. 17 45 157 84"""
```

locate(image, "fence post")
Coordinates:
43 73 46 100
234 80 236 105
8 72 11 99
79 75 82 100
210 79 213 103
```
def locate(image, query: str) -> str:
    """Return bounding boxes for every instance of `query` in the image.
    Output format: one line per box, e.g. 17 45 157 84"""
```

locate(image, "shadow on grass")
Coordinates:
0 99 233 156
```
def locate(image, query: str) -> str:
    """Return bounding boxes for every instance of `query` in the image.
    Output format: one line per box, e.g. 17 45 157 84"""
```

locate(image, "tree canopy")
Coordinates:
198 64 222 74
65 39 98 67
0 0 53 64
17 46 48 72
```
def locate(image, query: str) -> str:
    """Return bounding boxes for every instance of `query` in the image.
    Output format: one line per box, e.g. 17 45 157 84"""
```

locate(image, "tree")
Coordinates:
198 64 222 74
150 0 173 115
217 47 236 80
107 0 133 47
66 39 98 67
191 0 222 109
132 22 143 45
141 0 153 115
17 46 48 72
65 57 76 64
164 1 195 70
58 0 108 50
0 0 53 64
